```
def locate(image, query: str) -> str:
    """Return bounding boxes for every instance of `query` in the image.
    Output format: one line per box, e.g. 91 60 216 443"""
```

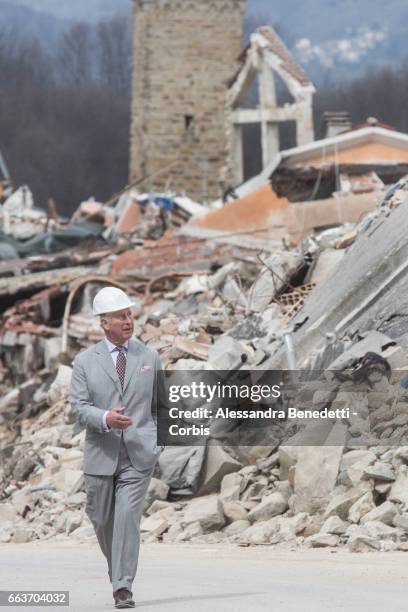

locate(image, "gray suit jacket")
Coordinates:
70 337 163 476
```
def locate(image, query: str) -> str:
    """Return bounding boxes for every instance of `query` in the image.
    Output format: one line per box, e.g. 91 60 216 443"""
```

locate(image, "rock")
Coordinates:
0 520 14 543
320 516 349 535
162 521 184 543
281 512 310 536
348 492 375 523
247 492 288 523
279 446 299 480
389 465 408 504
0 502 17 523
374 483 391 496
146 500 174 516
197 446 241 496
363 520 400 541
361 501 397 526
392 513 408 531
71 525 96 540
207 336 246 370
345 454 377 486
345 523 364 538
382 540 399 552
65 492 87 507
52 469 83 495
340 450 376 471
65 512 83 535
362 463 395 482
144 478 169 512
270 530 297 545
13 456 37 482
303 515 325 537
0 388 19 414
231 446 273 466
240 520 277 545
221 472 244 492
270 514 310 543
307 533 339 548
224 519 251 535
395 447 408 463
11 490 33 518
274 480 292 503
141 509 174 537
183 495 225 532
382 345 408 369
241 481 268 502
257 452 279 473
220 484 242 503
348 534 381 552
47 365 72 405
222 501 248 523
324 486 370 520
238 465 258 478
175 521 203 542
12 528 30 543
294 445 344 514
42 336 63 370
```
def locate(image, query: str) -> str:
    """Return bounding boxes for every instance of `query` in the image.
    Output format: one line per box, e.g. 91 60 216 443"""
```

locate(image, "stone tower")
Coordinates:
130 0 245 202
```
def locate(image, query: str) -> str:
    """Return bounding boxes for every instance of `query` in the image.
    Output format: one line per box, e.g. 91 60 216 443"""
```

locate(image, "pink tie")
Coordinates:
115 346 126 389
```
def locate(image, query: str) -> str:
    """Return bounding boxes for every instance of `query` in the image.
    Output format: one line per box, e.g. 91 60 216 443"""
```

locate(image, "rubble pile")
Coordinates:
2 177 408 551
3 363 408 553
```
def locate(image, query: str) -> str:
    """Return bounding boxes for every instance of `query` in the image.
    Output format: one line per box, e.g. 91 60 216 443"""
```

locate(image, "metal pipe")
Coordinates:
283 331 297 370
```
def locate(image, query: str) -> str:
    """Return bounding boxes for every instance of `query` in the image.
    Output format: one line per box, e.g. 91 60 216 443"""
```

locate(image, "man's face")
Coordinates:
101 308 134 345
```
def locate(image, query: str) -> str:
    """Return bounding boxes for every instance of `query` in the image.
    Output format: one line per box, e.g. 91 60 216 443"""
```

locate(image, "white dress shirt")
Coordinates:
102 337 129 432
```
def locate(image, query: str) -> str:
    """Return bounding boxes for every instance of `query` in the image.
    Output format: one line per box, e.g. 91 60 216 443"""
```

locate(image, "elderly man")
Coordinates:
70 286 163 609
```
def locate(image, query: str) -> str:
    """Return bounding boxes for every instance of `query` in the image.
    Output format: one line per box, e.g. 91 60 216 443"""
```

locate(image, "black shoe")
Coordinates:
113 589 135 609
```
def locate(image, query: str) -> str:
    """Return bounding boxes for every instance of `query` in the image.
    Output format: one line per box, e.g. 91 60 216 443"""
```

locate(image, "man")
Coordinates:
70 286 163 609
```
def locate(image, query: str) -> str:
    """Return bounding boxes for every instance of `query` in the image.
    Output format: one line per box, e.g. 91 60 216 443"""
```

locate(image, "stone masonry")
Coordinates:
130 0 245 202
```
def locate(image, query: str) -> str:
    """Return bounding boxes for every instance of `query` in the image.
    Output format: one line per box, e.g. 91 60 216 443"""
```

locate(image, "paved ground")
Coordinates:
0 540 407 611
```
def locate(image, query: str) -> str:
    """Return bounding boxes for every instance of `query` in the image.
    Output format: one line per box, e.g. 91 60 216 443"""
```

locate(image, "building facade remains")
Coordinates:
130 0 245 202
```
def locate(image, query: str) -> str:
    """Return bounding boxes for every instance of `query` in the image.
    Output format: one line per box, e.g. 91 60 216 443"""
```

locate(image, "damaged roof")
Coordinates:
279 126 408 168
229 26 312 90
256 26 312 87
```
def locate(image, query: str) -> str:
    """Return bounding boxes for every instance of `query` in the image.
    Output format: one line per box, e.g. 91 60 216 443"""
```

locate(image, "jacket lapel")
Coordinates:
122 339 142 395
94 339 122 394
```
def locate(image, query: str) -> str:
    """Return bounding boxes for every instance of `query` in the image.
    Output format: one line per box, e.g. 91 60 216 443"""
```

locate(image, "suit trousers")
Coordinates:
84 435 154 592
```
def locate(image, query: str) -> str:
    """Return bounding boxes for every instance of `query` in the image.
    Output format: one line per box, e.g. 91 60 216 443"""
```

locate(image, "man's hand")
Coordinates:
106 407 133 430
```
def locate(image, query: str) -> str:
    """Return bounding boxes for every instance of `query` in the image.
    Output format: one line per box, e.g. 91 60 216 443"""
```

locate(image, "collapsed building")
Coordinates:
1 9 408 555
186 118 408 244
225 25 315 186
1 176 408 551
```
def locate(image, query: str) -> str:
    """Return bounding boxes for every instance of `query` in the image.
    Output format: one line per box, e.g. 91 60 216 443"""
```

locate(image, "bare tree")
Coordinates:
96 16 132 96
58 22 94 84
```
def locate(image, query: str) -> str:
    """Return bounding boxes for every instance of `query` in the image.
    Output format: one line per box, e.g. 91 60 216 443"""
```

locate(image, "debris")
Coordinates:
247 492 288 523
3 171 408 557
197 446 242 495
294 445 344 514
182 495 225 532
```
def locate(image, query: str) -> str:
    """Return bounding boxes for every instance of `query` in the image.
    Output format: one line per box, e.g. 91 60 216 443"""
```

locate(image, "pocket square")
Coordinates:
140 365 153 373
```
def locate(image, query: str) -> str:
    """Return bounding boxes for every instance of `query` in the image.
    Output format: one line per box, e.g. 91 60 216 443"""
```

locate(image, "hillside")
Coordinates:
1 0 407 81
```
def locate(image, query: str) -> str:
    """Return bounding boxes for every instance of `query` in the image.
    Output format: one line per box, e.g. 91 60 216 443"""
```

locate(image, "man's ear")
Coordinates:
100 317 109 332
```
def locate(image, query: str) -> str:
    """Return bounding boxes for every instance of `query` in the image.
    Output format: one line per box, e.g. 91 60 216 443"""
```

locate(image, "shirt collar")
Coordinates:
104 337 129 353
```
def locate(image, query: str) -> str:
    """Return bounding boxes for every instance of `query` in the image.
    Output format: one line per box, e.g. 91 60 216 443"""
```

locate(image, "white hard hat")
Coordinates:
92 286 136 316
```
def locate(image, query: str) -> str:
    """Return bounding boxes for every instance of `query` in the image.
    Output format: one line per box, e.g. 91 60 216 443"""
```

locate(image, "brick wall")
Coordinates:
130 0 245 202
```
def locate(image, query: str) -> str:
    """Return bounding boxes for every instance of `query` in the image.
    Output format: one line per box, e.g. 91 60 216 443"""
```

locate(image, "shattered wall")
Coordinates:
130 0 245 202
